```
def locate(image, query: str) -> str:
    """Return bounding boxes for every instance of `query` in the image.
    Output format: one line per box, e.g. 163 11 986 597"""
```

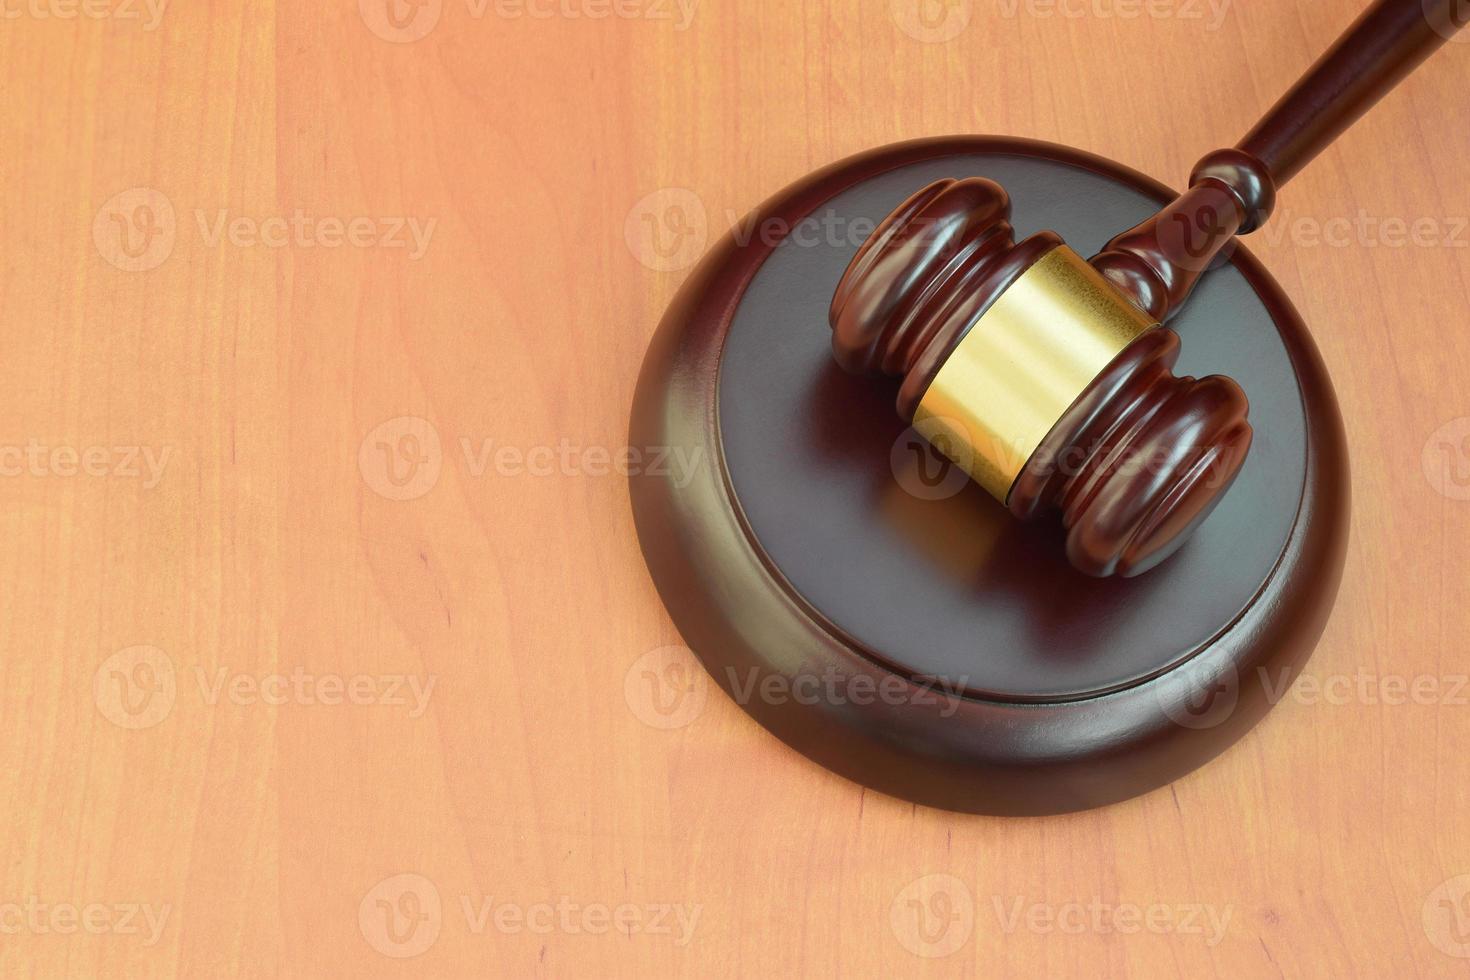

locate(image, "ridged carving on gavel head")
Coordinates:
828 176 1254 578
1008 328 1253 578
829 177 1060 418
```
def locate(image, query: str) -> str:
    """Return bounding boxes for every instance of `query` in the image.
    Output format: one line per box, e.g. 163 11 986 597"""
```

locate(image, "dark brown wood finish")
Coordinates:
1240 0 1466 185
628 0 1464 812
628 137 1350 815
828 177 1060 420
827 0 1462 578
1007 328 1253 578
828 176 1256 577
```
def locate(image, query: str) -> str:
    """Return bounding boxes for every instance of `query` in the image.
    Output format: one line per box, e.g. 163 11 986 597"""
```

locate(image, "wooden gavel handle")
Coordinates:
1093 0 1466 321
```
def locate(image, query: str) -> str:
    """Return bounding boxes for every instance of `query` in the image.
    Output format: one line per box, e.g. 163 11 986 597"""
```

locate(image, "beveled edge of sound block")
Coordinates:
628 136 1350 816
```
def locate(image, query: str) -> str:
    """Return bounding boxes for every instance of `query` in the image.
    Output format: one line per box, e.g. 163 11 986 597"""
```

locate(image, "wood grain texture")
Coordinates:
1 0 1467 976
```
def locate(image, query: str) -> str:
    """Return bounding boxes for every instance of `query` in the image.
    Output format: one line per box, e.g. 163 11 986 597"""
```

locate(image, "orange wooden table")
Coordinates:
3 0 1469 975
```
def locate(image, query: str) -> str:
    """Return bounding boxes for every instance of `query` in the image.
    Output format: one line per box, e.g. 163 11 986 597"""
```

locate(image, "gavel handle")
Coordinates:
1093 0 1466 322
1242 0 1461 185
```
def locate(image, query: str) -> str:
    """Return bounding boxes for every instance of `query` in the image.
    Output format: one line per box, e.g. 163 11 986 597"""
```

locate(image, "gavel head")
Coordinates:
830 177 1253 578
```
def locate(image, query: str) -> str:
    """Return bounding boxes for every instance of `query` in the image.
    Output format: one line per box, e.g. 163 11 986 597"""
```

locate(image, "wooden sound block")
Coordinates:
629 137 1349 816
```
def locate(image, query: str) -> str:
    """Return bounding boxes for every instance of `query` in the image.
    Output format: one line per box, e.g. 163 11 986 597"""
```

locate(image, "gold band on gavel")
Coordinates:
913 245 1157 502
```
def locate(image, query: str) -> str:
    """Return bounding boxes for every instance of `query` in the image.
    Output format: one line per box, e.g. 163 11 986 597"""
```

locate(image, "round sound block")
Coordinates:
629 137 1349 816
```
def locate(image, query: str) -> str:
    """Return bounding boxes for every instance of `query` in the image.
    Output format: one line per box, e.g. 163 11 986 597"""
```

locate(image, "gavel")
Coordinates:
831 0 1464 578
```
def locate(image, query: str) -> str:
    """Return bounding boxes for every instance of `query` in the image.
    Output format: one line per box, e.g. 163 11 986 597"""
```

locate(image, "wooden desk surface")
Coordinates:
3 1 1469 975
